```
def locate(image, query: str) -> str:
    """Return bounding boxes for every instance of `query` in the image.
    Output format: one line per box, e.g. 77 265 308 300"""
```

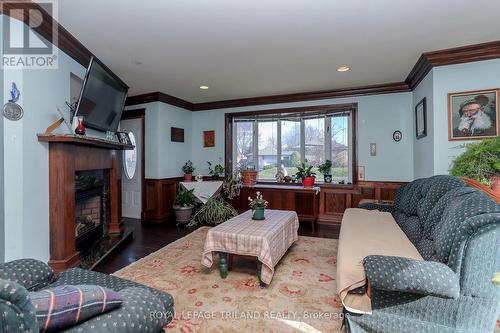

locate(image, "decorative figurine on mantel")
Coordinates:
74 116 86 135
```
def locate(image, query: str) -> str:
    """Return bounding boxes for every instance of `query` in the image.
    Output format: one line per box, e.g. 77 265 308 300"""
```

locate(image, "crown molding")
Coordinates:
191 82 410 111
405 40 500 89
124 92 194 110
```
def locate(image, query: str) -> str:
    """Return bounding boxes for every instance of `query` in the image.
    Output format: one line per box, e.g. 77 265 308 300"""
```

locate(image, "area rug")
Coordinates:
114 226 343 332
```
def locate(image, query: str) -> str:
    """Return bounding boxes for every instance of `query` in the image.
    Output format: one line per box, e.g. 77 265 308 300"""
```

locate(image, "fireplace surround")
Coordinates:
38 134 133 272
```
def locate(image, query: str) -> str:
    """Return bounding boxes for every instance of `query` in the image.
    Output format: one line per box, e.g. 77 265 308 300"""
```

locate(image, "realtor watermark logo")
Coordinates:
1 0 58 69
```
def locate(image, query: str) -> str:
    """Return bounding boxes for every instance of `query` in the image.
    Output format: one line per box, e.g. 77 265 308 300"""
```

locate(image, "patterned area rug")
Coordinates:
114 226 343 332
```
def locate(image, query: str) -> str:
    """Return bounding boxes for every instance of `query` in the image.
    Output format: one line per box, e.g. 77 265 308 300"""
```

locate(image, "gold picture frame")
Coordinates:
447 88 499 141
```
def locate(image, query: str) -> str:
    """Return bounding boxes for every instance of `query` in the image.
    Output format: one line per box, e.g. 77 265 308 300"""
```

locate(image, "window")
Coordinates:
231 105 355 183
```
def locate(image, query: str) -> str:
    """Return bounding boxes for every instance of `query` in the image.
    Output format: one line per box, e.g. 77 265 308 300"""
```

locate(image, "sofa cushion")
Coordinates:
397 215 422 245
337 208 422 314
416 175 465 224
399 178 427 216
415 238 438 261
0 259 55 291
30 285 122 333
49 268 173 311
421 187 477 241
433 191 500 264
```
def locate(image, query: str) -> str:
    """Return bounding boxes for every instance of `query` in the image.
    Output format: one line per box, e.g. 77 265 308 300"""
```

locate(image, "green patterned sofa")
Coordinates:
0 260 174 332
346 175 500 333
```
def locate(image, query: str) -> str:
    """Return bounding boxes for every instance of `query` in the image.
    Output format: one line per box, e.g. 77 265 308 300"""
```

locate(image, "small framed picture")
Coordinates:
448 89 499 141
203 130 215 147
415 97 427 139
116 131 131 145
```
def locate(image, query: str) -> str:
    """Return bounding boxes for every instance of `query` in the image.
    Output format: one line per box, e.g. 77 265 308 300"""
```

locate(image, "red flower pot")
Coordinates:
184 173 192 181
302 176 315 187
241 171 258 186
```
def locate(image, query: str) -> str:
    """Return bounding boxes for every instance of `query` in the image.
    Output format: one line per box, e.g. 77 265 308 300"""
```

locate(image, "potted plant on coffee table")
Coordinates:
450 138 500 195
248 191 268 220
318 160 333 183
182 160 195 181
173 188 196 224
296 160 316 187
239 160 258 186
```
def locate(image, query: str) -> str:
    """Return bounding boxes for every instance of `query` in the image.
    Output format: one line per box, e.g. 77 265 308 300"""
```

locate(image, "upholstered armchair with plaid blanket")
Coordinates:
347 175 500 333
0 259 174 333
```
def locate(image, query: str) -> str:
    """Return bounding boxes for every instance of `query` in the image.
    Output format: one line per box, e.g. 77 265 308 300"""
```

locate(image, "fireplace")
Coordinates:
38 134 131 272
75 170 109 253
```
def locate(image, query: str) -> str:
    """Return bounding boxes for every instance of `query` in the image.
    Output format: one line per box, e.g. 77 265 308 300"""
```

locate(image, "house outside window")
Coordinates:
231 105 356 183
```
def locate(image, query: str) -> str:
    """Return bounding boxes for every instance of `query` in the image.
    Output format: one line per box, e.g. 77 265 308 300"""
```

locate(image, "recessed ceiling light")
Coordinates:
337 66 350 72
133 60 142 65
199 85 209 90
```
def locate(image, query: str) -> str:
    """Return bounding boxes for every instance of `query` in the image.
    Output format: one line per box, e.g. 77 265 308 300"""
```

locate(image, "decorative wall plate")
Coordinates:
3 102 24 121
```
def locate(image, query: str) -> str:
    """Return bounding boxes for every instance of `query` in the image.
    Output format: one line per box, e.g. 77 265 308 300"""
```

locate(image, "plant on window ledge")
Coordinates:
182 160 195 181
207 161 225 180
295 160 316 187
450 138 500 193
239 160 257 186
318 160 333 183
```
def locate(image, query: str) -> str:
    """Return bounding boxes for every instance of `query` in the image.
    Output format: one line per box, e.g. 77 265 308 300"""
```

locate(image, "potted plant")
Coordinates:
173 188 196 224
318 160 333 183
296 160 316 187
208 161 225 180
182 160 195 181
239 160 258 186
248 191 268 220
450 138 500 194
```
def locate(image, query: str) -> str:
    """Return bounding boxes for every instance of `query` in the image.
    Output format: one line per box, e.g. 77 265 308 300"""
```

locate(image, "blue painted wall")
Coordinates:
412 70 434 178
191 93 415 181
432 59 500 174
1 15 86 261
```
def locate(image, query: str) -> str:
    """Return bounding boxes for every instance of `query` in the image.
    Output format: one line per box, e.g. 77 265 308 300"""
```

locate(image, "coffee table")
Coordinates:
201 209 299 286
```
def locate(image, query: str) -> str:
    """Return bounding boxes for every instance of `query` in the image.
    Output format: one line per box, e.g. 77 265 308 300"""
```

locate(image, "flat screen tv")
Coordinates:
75 56 129 132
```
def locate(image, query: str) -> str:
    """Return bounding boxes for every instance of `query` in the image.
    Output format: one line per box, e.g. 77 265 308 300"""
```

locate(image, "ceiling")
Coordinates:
57 0 500 103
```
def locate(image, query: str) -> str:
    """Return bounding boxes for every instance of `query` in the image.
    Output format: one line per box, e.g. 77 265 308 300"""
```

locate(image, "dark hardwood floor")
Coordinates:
94 218 339 274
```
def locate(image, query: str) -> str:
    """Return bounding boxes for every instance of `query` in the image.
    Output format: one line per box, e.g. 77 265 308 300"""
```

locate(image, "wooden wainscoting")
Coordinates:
318 181 406 224
144 178 182 221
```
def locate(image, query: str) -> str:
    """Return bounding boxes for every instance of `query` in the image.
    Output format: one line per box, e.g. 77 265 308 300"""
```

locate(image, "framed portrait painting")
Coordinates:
448 89 499 141
415 97 427 139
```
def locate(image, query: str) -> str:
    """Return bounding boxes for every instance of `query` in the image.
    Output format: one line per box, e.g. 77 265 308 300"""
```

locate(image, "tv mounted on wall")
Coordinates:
75 56 129 132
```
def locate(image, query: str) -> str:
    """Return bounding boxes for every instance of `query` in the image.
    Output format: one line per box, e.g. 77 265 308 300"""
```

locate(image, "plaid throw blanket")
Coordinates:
30 284 122 332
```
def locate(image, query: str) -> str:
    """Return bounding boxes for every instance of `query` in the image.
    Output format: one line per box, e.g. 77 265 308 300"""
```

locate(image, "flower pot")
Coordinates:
323 174 332 183
252 207 265 220
241 171 258 186
184 173 192 181
173 206 193 224
302 176 315 187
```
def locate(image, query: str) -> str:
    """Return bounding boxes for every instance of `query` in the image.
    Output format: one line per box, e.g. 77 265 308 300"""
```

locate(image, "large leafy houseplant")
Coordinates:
173 188 196 224
188 195 237 227
450 138 500 188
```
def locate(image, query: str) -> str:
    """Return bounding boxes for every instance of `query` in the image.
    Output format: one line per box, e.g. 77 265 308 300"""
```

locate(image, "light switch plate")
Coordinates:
370 143 377 156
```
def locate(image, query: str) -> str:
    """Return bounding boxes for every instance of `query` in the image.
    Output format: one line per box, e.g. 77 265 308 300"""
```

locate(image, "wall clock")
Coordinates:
393 130 402 142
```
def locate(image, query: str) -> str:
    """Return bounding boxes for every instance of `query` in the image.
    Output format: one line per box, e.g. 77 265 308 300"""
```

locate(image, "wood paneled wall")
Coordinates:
144 178 406 224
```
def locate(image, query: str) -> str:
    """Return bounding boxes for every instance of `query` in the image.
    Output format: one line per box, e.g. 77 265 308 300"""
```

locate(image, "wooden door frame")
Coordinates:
121 109 146 220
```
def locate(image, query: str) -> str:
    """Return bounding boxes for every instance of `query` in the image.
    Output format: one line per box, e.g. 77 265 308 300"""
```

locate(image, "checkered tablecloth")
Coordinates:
201 209 299 284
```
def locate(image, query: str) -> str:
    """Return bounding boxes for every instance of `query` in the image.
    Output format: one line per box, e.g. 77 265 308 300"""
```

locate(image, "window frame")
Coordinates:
225 103 358 184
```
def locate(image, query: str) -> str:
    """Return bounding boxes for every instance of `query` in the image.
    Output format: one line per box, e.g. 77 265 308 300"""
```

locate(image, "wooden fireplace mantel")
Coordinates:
38 134 131 272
